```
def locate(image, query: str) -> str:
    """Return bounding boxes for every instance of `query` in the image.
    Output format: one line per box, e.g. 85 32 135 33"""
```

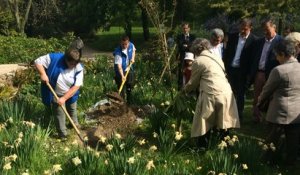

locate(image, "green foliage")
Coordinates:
0 100 50 175
0 9 15 36
0 34 74 63
104 134 144 175
62 147 105 175
156 128 187 158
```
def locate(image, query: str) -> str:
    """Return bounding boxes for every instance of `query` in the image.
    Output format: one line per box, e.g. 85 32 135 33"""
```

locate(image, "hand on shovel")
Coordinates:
46 82 87 144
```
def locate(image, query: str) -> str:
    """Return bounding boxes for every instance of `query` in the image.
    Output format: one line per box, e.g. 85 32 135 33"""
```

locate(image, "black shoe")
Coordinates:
59 134 68 141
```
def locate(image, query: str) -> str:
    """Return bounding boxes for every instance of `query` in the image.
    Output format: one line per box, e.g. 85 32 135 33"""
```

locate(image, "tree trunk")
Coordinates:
124 17 132 39
140 6 150 41
7 0 32 34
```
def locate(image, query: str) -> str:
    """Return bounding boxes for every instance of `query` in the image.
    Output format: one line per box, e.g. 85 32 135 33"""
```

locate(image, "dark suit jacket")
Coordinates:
249 35 282 82
223 32 257 76
176 33 196 60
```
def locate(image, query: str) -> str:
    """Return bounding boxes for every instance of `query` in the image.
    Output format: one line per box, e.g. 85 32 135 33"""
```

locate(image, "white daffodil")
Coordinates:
127 156 135 164
104 159 109 165
99 135 107 143
227 140 235 146
165 101 170 105
3 162 12 170
152 132 158 138
9 154 17 162
83 136 89 142
138 139 146 145
270 143 276 152
175 131 183 141
196 166 202 170
218 141 227 150
115 133 122 139
52 164 62 172
43 170 51 175
146 160 155 170
223 136 230 141
18 132 24 138
120 143 125 150
262 144 268 151
72 156 82 166
149 145 157 152
106 144 113 151
242 164 248 170
22 121 36 128
171 123 176 129
233 154 239 159
95 151 100 157
64 147 70 152
8 117 13 124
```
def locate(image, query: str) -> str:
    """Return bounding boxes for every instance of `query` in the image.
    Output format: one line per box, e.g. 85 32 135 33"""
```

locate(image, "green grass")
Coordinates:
88 26 157 52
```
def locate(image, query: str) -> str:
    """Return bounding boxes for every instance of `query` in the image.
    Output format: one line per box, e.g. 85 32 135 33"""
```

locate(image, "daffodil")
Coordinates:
138 139 146 145
149 145 157 152
72 156 82 166
262 144 268 151
233 154 238 159
175 131 183 141
127 156 135 164
270 143 276 152
106 144 113 151
171 123 176 129
242 163 248 170
43 170 51 175
218 141 227 150
99 135 107 143
95 151 100 157
3 162 12 170
152 132 158 138
52 164 62 172
146 160 155 170
115 133 122 139
120 143 125 150
196 166 202 170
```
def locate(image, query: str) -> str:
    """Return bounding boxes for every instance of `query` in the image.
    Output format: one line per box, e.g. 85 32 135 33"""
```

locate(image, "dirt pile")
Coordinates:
82 95 149 146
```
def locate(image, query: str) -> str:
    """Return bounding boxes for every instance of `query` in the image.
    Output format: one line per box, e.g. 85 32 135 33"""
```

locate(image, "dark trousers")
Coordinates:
227 67 246 119
115 71 134 102
253 71 266 121
177 53 185 91
265 123 300 165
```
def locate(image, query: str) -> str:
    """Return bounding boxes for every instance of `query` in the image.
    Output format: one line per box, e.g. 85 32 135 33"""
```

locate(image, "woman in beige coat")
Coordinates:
183 38 240 148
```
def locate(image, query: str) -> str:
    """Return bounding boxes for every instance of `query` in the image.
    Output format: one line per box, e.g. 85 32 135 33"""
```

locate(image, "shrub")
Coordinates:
0 34 74 64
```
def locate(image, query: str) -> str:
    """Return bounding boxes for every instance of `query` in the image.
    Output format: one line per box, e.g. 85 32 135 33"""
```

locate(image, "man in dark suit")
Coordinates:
250 18 282 122
176 22 196 90
223 18 257 120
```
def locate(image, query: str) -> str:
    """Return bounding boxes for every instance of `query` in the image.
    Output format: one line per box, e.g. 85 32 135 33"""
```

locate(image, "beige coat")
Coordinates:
259 59 300 124
183 50 240 137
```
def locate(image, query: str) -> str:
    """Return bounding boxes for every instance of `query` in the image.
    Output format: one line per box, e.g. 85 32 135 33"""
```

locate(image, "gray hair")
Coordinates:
273 39 296 57
190 38 212 56
211 28 224 39
285 32 300 45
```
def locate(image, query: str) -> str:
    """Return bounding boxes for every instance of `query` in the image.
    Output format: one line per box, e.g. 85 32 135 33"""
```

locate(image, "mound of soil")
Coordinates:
80 96 148 146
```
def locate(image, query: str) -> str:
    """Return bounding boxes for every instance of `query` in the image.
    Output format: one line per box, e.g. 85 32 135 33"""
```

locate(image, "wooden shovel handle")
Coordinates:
46 82 84 141
118 62 133 94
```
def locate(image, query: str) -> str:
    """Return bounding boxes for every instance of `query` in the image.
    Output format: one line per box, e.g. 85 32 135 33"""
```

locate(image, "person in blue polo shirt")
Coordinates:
35 38 84 139
113 36 136 103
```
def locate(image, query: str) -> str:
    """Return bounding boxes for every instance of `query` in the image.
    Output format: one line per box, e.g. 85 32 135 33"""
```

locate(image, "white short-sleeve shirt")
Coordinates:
35 54 84 96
